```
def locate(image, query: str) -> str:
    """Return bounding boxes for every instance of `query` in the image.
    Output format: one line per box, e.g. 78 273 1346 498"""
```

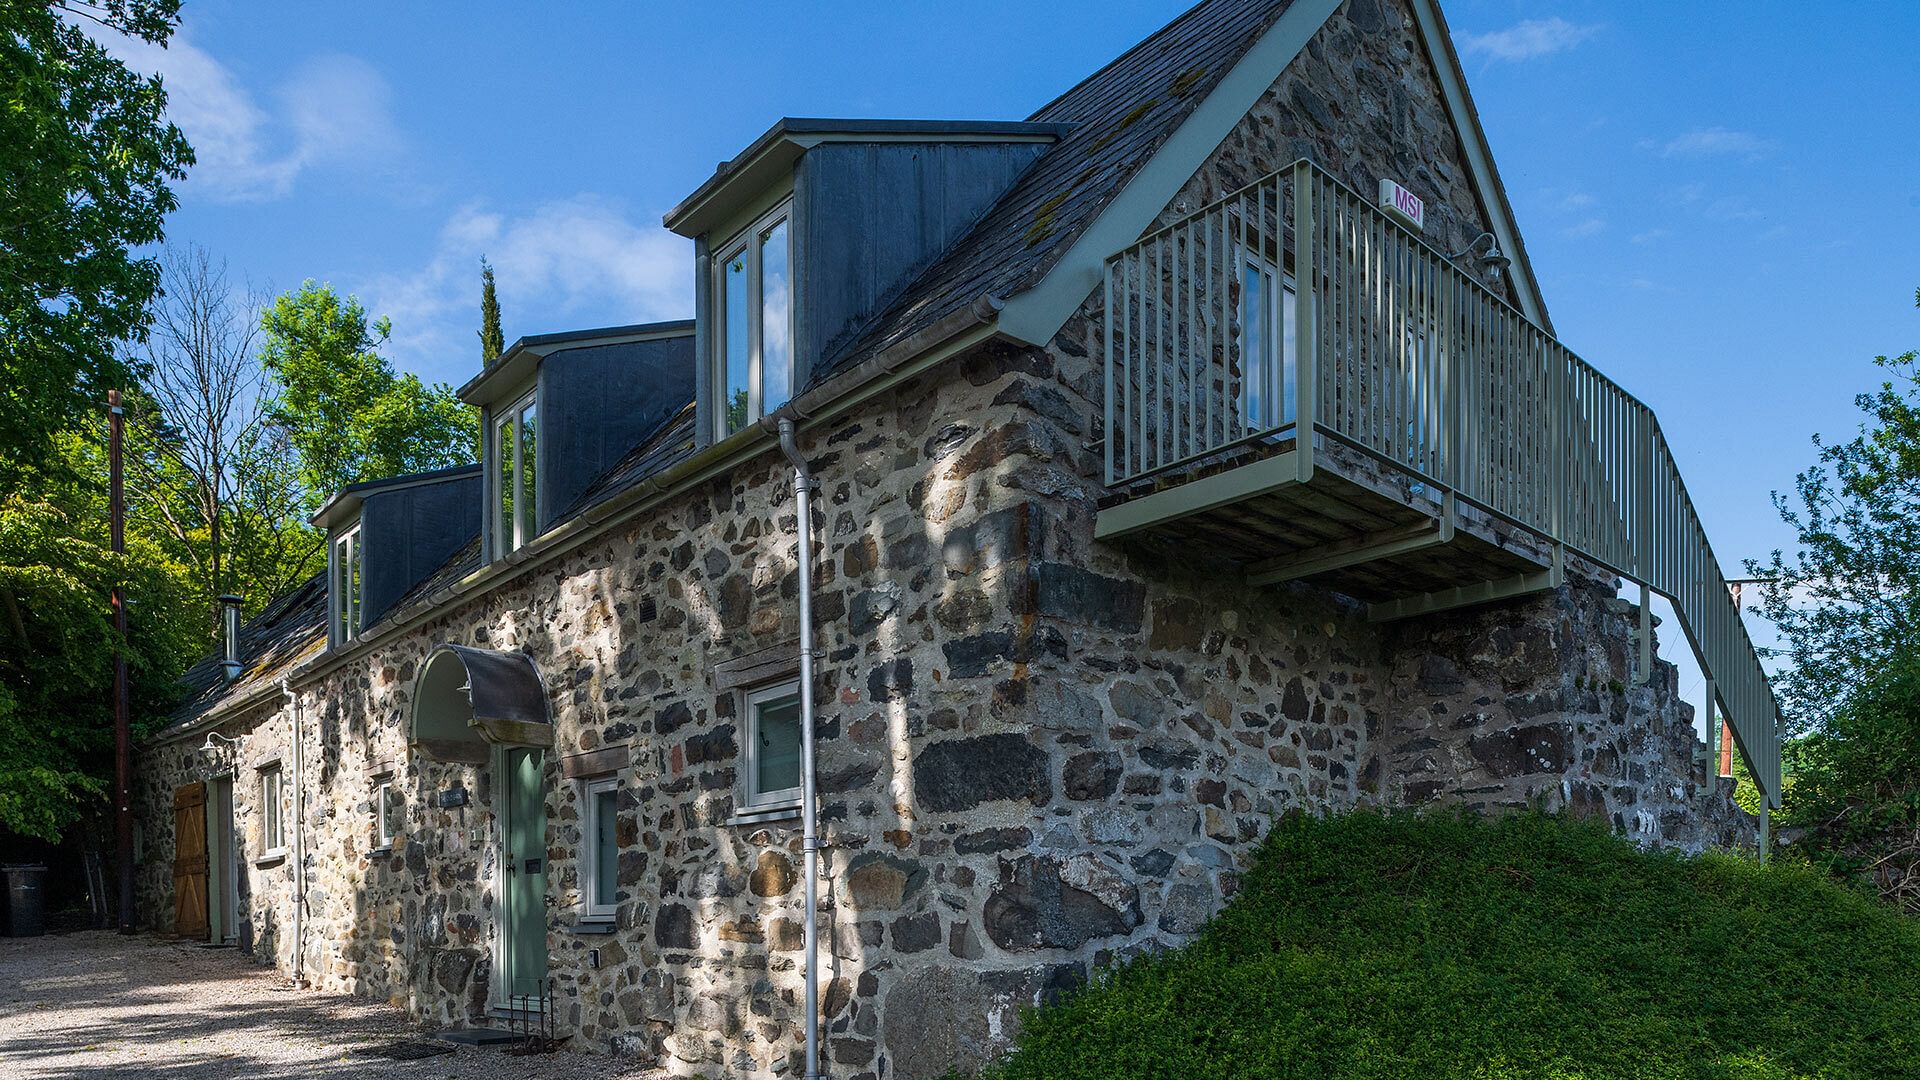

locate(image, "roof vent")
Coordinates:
218 594 244 682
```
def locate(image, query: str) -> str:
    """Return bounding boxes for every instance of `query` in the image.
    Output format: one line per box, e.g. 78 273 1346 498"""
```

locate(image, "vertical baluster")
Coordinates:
1344 190 1357 440
1149 233 1161 473
1255 179 1268 435
1291 165 1318 484
1175 219 1190 457
1119 250 1130 479
1201 208 1214 455
1225 203 1236 445
1103 260 1114 486
1365 198 1379 453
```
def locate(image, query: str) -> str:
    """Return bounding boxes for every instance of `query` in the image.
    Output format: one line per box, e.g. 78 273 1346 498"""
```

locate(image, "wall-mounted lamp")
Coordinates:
1445 231 1511 281
199 730 240 755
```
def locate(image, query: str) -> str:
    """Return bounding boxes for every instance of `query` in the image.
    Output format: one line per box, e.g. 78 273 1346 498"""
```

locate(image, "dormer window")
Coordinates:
713 201 794 439
492 388 538 555
329 523 362 647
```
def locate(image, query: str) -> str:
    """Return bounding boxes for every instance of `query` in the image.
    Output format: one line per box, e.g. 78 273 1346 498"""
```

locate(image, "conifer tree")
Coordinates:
478 257 504 364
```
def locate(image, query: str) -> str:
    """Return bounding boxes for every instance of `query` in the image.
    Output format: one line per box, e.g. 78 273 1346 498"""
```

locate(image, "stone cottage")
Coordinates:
135 0 1778 1076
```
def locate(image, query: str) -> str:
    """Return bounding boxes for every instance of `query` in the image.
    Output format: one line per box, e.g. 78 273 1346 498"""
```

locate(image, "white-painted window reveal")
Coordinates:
494 388 539 556
580 775 621 920
743 680 803 810
713 201 795 440
259 764 285 854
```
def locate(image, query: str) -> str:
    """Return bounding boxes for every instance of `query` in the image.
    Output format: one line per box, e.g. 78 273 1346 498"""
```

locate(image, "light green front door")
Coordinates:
498 746 548 1005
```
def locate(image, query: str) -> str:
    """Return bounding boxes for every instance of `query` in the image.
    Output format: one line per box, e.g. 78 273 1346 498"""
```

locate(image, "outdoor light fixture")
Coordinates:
1446 231 1511 280
199 731 239 754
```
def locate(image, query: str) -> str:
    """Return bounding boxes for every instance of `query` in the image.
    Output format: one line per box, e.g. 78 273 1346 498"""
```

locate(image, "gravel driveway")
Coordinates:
0 930 658 1078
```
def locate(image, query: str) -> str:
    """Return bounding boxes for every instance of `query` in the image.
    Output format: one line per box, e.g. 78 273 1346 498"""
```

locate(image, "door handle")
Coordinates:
504 852 516 875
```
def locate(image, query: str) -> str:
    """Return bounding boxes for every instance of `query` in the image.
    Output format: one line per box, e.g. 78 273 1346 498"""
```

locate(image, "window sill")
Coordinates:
728 802 801 827
567 920 617 935
254 849 288 868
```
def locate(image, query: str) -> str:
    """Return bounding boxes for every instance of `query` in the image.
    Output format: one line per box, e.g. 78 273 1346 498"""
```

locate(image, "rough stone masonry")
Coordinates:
133 2 1754 1078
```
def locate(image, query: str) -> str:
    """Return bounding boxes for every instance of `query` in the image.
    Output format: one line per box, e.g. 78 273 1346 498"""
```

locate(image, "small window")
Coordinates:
372 779 402 849
330 524 363 646
260 765 285 854
743 681 803 810
493 388 539 557
712 202 794 440
580 776 620 920
1234 252 1297 433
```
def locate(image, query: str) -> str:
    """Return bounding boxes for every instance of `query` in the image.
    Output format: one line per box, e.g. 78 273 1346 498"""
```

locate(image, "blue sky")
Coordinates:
108 2 1920 715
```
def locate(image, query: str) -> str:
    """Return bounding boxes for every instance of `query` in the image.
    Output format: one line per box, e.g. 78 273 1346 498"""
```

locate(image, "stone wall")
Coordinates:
132 2 1752 1078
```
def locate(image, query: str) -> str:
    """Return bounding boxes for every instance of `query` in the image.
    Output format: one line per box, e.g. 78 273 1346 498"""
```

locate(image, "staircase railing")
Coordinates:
1103 159 1781 804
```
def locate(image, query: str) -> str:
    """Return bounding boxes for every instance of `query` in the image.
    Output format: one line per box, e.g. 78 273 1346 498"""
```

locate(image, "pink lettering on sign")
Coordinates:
1378 179 1425 232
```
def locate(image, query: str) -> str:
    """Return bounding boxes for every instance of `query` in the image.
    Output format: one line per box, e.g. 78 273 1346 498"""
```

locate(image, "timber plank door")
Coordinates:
172 782 210 940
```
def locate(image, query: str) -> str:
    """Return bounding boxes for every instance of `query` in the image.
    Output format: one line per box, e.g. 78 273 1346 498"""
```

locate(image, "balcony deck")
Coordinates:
1098 435 1561 619
1097 160 1781 802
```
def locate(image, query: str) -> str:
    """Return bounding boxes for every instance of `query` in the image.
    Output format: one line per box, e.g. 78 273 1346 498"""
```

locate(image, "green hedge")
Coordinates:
978 811 1920 1080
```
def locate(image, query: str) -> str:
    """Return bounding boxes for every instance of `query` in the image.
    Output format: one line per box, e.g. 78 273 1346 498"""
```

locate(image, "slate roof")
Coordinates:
157 404 700 735
165 571 328 728
824 0 1297 376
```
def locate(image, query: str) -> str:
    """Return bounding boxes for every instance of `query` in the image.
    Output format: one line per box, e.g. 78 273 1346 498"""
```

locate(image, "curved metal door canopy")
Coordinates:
411 644 554 763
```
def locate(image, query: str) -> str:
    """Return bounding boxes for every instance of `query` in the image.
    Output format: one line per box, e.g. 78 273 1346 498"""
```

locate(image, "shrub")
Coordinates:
978 810 1920 1080
1784 654 1920 914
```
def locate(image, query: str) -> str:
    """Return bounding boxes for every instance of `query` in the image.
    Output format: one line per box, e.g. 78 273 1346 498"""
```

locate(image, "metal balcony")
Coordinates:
1098 159 1781 804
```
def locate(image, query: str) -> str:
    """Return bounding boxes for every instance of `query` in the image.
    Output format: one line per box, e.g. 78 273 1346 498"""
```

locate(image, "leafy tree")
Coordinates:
0 496 200 841
1753 295 1920 910
0 0 194 488
259 281 477 510
1751 346 1920 733
478 256 504 364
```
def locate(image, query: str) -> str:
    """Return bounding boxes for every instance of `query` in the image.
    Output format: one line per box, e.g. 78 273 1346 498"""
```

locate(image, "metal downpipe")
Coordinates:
777 417 823 1080
280 679 308 987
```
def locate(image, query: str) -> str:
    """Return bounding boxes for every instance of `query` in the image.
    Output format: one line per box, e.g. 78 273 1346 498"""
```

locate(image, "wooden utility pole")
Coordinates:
110 390 133 934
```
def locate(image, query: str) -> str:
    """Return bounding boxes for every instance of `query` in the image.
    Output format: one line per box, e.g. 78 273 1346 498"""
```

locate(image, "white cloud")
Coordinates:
1562 217 1606 238
1647 127 1775 161
91 28 402 201
1457 17 1601 61
363 198 694 380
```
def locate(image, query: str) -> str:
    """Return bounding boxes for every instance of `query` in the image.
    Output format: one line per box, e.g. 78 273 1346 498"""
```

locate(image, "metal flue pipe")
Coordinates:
776 416 823 1080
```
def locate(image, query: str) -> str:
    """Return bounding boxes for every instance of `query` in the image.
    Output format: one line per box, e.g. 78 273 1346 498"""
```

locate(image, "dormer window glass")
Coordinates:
329 523 362 647
714 202 794 439
493 389 538 556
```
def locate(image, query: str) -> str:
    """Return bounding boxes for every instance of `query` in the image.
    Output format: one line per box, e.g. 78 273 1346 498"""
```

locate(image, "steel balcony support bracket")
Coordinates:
1366 554 1565 623
1246 505 1454 587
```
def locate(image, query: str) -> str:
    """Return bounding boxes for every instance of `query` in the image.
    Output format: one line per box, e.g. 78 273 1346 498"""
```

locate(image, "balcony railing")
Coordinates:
1102 159 1781 804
